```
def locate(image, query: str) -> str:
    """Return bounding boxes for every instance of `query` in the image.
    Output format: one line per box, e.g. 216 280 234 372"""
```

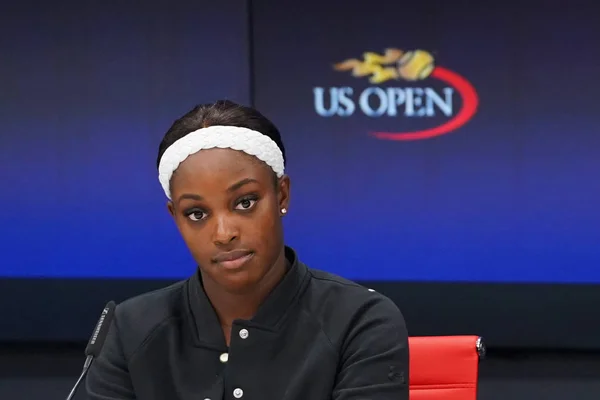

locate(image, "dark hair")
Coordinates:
156 100 286 170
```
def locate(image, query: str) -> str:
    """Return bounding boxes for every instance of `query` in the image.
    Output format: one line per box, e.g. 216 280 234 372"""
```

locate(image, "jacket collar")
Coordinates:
186 246 309 348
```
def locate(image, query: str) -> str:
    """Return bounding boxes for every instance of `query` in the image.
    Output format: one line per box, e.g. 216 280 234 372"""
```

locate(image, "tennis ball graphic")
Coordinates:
397 50 435 81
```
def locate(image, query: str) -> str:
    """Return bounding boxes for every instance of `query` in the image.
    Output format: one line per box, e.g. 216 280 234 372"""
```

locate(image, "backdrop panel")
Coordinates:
1 0 599 349
0 0 250 279
0 0 250 341
252 1 599 283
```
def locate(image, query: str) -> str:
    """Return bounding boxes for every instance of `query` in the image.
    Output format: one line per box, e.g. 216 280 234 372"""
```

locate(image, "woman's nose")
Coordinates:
212 214 239 245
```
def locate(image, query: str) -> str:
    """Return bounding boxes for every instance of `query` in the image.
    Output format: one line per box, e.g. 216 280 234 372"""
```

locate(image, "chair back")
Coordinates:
408 335 484 400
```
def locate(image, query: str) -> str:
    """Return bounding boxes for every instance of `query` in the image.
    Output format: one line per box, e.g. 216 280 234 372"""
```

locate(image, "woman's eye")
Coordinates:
187 211 206 221
236 198 257 210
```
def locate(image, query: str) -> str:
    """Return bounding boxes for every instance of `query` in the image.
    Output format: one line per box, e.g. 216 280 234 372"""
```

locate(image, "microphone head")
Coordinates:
84 301 117 357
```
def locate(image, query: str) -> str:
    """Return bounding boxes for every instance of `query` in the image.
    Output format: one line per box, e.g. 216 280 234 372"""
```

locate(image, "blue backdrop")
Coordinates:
0 1 249 278
1 1 598 283
251 2 600 283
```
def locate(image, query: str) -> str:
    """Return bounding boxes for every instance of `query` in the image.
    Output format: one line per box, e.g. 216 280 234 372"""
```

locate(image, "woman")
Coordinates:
86 100 409 400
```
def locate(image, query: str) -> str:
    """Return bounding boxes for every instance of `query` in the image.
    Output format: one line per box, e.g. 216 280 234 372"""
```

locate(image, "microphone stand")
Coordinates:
65 355 94 400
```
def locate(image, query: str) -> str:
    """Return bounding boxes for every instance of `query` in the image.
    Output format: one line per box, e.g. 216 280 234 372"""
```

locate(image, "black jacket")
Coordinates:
86 247 409 400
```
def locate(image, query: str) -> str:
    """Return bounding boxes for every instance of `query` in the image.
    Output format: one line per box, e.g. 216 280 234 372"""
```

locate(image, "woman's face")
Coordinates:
167 148 290 293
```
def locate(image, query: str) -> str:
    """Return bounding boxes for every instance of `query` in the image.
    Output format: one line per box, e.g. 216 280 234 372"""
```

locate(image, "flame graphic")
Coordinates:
333 48 436 83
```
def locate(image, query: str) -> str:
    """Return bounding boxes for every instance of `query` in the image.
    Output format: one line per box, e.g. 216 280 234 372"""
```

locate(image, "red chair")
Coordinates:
408 335 485 400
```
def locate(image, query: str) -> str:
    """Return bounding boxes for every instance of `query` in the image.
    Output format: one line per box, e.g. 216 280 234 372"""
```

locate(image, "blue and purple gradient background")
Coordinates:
1 1 598 282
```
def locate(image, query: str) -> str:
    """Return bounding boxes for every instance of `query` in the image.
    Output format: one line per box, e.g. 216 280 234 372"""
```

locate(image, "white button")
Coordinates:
233 387 244 398
239 328 249 339
219 353 228 363
368 288 375 292
204 398 211 400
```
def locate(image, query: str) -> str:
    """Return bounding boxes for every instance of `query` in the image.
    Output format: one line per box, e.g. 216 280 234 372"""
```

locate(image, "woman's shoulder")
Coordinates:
117 279 186 315
304 266 406 330
112 279 188 353
307 267 398 308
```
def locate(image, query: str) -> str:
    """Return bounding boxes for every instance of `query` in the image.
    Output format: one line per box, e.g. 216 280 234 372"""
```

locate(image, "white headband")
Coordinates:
158 125 285 199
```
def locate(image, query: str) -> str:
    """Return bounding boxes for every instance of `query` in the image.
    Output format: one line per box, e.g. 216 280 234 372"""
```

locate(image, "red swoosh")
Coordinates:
370 67 479 141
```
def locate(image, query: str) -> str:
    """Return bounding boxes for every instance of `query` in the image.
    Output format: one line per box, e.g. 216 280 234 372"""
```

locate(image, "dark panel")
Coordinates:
2 279 600 350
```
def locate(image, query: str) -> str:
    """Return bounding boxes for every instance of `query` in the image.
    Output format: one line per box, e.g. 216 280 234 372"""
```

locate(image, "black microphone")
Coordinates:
65 301 117 400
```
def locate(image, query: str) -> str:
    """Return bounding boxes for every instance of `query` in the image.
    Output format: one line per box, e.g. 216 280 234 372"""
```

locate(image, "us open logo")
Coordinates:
313 48 479 141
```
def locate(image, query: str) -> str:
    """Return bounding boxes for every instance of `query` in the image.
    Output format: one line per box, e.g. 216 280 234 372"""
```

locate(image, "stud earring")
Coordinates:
281 208 287 215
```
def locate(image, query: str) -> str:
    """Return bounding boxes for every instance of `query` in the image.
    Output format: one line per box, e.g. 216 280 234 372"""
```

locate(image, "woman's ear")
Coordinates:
277 175 291 215
167 201 175 218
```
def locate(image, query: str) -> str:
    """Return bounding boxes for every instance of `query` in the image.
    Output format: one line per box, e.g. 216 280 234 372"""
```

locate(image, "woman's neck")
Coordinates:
202 249 289 333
